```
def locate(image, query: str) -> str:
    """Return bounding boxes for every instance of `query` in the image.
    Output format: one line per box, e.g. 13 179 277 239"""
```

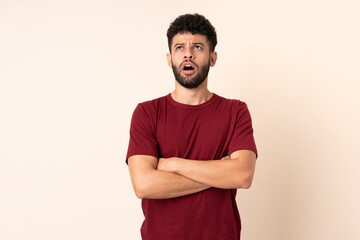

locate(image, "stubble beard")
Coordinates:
172 59 211 89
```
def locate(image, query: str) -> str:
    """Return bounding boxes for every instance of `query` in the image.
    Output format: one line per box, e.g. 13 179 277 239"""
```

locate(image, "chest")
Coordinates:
155 107 236 159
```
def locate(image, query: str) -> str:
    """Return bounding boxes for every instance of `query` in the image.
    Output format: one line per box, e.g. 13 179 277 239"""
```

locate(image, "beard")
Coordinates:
172 59 210 89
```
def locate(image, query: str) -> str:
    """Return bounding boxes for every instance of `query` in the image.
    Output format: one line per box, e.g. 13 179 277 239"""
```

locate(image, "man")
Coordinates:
126 13 258 240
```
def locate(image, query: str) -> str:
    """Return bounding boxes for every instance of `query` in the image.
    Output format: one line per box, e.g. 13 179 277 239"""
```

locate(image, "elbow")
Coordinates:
241 178 253 189
134 187 146 199
130 169 158 199
133 183 149 199
134 186 145 199
133 179 154 199
235 173 254 189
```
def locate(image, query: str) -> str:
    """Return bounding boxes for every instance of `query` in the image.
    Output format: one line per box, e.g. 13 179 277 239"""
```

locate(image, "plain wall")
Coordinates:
1 0 359 239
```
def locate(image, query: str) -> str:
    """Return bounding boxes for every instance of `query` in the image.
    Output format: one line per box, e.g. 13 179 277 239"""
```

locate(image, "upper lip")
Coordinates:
181 61 197 70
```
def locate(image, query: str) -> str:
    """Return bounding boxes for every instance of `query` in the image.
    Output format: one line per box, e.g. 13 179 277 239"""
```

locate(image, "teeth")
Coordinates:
186 65 191 67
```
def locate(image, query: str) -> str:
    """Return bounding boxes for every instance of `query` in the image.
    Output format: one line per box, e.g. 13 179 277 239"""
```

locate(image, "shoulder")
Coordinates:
131 95 168 124
213 93 249 113
135 95 167 113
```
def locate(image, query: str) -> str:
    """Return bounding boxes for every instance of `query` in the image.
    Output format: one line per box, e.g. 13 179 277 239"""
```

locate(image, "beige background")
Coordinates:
1 0 359 239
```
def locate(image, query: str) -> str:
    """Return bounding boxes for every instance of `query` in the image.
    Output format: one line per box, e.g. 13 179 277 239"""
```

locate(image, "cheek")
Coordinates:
171 57 182 67
199 55 211 65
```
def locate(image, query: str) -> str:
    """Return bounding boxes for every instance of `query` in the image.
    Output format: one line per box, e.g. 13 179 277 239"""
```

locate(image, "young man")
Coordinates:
126 13 258 240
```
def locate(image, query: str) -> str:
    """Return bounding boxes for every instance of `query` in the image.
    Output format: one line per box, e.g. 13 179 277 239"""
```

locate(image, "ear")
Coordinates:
210 51 217 67
166 53 172 68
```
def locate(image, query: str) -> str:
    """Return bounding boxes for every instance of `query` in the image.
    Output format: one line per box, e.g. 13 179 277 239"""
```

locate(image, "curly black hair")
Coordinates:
167 13 217 52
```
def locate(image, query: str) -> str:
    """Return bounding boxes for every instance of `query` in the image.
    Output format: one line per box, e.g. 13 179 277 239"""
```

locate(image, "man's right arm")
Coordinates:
128 155 210 199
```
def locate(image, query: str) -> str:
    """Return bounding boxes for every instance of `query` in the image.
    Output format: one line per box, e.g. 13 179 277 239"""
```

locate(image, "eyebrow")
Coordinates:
173 43 185 48
173 42 205 48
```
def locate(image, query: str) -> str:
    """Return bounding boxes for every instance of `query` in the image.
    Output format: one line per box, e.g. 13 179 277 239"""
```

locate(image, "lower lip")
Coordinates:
182 69 196 75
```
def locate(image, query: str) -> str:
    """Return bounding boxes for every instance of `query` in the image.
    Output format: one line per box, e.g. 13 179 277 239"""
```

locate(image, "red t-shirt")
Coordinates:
126 93 257 240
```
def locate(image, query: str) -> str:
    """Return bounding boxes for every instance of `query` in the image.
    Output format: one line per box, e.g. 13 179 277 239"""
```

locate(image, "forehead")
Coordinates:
171 32 209 46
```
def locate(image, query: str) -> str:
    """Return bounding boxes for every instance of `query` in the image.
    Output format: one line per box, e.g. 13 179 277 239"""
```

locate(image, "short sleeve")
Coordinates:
228 102 258 158
126 103 159 164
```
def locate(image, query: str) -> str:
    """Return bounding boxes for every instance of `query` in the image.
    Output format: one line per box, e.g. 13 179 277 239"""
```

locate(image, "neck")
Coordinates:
171 79 213 105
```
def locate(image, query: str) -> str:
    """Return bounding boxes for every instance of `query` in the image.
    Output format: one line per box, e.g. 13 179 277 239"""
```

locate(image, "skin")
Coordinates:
127 33 256 199
166 32 217 105
168 33 215 90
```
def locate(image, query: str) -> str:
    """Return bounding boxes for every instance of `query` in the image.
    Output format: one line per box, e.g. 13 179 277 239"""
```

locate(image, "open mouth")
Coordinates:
183 64 195 71
181 62 196 74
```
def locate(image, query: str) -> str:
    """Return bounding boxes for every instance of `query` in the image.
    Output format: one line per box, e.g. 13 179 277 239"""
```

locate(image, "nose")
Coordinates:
184 48 194 59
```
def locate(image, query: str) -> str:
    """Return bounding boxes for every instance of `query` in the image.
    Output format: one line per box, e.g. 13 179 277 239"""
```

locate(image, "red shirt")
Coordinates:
126 93 257 240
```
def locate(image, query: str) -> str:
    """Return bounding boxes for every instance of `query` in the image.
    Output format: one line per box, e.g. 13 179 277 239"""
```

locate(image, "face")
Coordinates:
167 33 217 89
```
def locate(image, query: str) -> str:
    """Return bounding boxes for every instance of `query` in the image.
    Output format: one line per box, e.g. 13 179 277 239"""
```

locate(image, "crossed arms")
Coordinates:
127 150 256 199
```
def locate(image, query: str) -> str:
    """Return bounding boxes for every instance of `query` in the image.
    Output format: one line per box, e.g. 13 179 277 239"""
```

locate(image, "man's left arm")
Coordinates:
157 149 256 189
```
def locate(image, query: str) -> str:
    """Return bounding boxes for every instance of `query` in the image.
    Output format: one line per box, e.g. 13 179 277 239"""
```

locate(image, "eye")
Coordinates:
194 45 202 50
176 46 183 50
